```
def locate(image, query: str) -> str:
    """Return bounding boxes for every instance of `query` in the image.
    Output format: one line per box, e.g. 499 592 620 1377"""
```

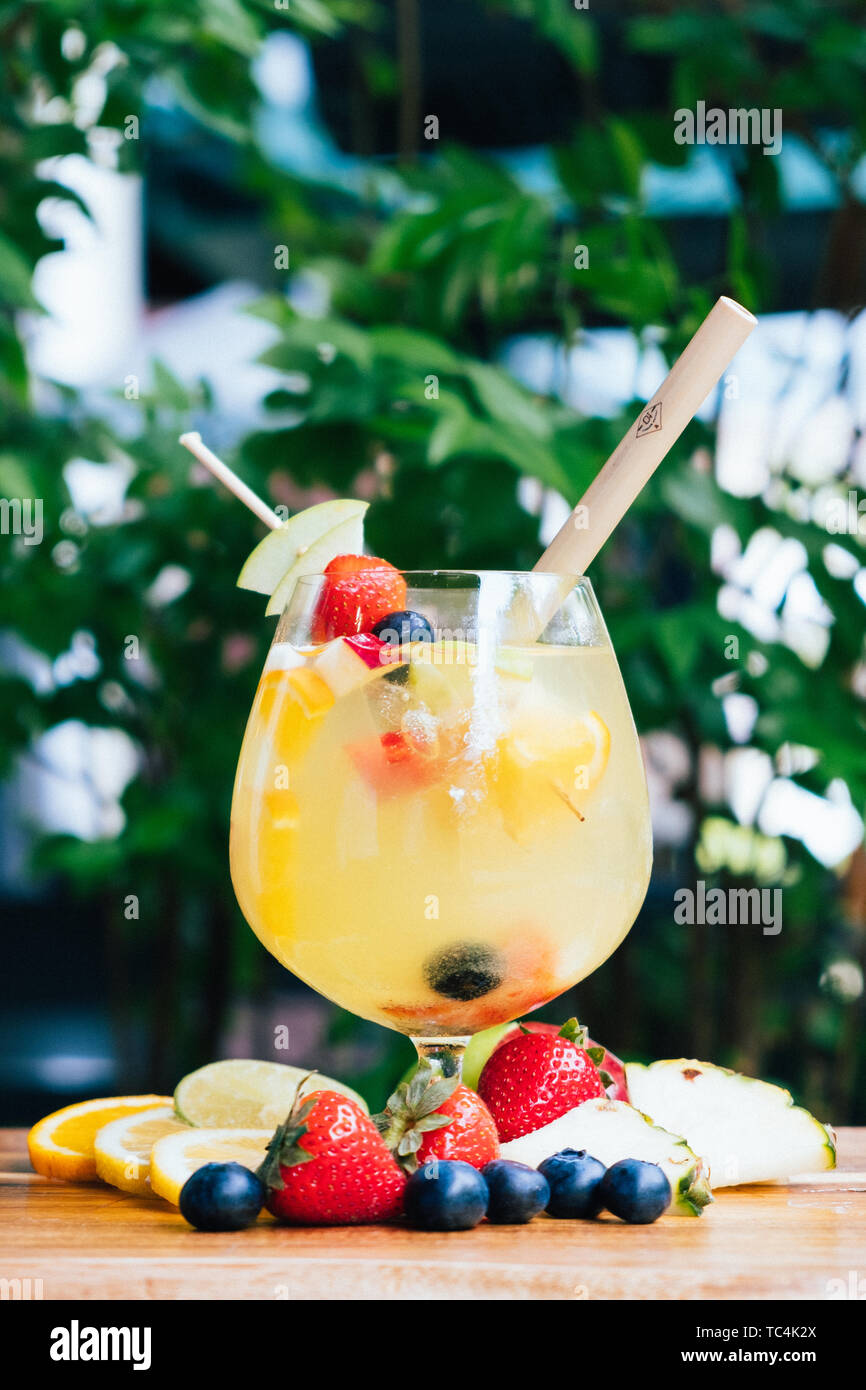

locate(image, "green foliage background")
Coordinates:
1 0 865 1116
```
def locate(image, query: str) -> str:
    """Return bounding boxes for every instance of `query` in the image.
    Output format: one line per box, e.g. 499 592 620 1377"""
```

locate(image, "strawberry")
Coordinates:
373 1063 499 1173
477 1017 605 1143
491 1021 629 1102
257 1087 406 1225
348 729 446 796
311 555 407 643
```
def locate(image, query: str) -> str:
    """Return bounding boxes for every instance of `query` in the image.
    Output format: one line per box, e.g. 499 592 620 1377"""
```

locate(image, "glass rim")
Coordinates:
290 569 592 584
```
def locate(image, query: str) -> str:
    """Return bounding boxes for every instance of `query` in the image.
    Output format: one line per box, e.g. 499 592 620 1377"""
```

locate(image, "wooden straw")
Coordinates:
534 296 756 578
179 432 283 530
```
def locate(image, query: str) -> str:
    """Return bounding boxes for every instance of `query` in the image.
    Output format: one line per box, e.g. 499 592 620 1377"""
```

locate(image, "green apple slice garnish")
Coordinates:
237 498 368 595
265 512 366 617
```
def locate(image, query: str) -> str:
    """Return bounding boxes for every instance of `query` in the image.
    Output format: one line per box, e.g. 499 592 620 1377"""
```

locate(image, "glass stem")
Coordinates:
411 1036 471 1082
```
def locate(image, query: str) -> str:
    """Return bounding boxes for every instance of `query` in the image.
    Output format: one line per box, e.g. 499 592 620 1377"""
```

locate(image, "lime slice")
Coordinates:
265 513 366 617
174 1058 367 1130
238 499 368 595
150 1128 272 1206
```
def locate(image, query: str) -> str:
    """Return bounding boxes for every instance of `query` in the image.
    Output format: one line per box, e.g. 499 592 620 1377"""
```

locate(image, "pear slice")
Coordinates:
238 498 368 595
265 512 366 617
625 1059 836 1187
500 1096 712 1217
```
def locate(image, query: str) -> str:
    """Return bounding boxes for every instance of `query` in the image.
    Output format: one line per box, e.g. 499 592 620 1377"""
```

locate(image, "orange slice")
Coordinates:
27 1095 172 1181
496 709 611 841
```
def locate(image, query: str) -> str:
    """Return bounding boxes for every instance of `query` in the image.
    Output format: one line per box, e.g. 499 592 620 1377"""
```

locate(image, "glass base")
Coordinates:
411 1035 471 1081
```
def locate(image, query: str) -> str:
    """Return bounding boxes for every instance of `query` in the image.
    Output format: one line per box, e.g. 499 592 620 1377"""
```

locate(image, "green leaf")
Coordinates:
370 326 464 375
151 359 190 412
200 0 263 57
0 232 38 309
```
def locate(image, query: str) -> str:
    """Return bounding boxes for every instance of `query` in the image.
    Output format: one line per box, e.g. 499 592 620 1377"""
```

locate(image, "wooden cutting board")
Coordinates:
1 1128 864 1300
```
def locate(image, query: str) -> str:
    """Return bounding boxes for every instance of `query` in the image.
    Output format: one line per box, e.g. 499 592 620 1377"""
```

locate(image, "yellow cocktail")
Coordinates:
230 573 651 1052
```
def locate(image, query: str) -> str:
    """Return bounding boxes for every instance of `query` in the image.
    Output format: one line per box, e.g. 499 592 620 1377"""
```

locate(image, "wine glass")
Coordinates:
230 571 652 1083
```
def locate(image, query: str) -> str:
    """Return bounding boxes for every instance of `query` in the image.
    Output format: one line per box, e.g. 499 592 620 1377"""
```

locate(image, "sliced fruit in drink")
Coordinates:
624 1058 836 1187
495 708 611 842
255 668 333 781
266 518 370 617
508 706 610 784
27 1095 172 1181
94 1106 189 1196
174 1058 368 1130
238 499 368 595
312 633 398 697
151 1127 273 1206
495 649 533 681
500 1096 712 1217
405 659 460 715
262 643 308 677
255 667 300 729
262 786 300 830
283 667 334 719
347 727 446 795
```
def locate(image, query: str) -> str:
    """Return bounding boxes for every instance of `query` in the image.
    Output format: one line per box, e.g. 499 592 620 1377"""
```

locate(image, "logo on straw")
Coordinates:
636 402 662 437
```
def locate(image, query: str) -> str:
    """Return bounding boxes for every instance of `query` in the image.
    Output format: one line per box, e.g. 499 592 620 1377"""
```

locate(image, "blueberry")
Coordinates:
373 610 435 684
179 1162 265 1232
538 1148 606 1219
482 1160 550 1225
372 610 435 648
423 942 505 1001
599 1159 671 1224
404 1159 489 1231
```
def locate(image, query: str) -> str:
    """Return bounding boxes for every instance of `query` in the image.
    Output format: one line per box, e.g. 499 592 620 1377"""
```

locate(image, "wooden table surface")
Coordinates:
2 1128 864 1300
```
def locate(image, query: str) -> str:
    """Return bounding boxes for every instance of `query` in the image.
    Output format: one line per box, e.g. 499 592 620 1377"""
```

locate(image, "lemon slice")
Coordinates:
94 1106 190 1196
509 708 609 776
150 1128 272 1206
174 1058 367 1130
27 1095 172 1181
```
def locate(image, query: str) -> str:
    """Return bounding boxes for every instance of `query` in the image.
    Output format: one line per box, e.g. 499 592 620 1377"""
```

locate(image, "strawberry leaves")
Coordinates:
585 1044 614 1090
373 1063 458 1173
256 1085 319 1191
558 1017 589 1047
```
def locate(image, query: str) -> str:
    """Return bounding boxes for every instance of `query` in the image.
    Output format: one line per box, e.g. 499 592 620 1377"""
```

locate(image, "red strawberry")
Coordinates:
373 1063 499 1173
491 1022 629 1102
257 1088 406 1225
477 1017 605 1142
348 729 446 796
311 555 407 643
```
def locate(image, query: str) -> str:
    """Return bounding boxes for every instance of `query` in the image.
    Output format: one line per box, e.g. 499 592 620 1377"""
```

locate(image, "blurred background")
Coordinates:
2 0 865 1125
